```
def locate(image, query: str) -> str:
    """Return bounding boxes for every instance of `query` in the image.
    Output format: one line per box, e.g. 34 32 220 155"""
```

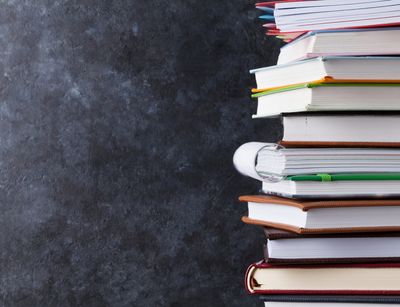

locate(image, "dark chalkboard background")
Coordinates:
1 1 282 306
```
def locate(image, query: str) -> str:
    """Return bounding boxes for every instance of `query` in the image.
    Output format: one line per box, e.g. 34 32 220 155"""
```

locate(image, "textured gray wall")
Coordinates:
0 1 282 306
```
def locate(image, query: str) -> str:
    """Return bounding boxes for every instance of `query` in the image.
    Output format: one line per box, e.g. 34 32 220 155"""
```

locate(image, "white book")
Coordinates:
282 114 400 144
233 143 400 198
253 84 400 118
245 196 400 229
280 16 400 32
277 28 400 65
251 57 400 90
265 303 400 307
275 1 400 18
256 146 400 177
276 8 400 29
266 236 400 260
262 179 400 198
272 0 400 31
276 0 391 10
261 295 400 305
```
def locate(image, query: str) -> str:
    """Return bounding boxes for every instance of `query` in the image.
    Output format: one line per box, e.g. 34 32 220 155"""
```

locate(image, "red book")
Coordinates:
245 261 400 295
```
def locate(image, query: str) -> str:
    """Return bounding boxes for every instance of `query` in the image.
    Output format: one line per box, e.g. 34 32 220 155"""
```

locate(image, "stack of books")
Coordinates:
233 1 400 306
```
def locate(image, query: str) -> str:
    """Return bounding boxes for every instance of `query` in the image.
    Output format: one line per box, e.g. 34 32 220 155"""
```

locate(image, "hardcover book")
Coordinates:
281 113 400 146
252 82 400 118
250 57 400 91
263 227 400 264
277 28 400 64
264 302 400 307
246 262 400 295
260 294 400 304
240 195 400 234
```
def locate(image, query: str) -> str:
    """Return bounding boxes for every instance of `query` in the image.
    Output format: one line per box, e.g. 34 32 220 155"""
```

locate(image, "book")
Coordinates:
276 7 400 32
281 113 400 146
261 178 400 198
263 227 400 264
277 28 400 65
257 1 400 33
258 0 398 10
250 143 400 178
240 195 400 234
250 57 400 91
260 295 400 304
233 142 400 198
233 142 400 182
252 82 400 118
264 302 400 307
245 262 400 295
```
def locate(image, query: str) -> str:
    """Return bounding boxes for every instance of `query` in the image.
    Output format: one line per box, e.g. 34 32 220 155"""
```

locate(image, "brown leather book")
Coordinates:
262 227 400 265
240 195 400 234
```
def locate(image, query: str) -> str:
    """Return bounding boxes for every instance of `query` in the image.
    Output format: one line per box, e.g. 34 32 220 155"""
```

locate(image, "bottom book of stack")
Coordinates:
263 300 400 307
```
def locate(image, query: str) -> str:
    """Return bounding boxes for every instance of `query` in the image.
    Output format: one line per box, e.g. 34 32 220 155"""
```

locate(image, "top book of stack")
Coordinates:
256 0 400 64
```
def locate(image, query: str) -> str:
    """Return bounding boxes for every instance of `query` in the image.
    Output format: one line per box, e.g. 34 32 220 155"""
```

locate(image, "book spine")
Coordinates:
244 262 258 294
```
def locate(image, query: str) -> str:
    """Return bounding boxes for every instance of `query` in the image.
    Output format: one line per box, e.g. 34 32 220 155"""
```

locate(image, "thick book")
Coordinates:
240 195 400 234
250 57 400 91
277 28 400 64
281 113 400 146
245 261 400 295
252 82 400 118
233 142 400 198
260 294 400 304
241 142 400 178
263 227 400 264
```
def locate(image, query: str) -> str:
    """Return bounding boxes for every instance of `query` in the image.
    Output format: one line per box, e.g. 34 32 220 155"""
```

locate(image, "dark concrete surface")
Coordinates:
0 1 282 306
